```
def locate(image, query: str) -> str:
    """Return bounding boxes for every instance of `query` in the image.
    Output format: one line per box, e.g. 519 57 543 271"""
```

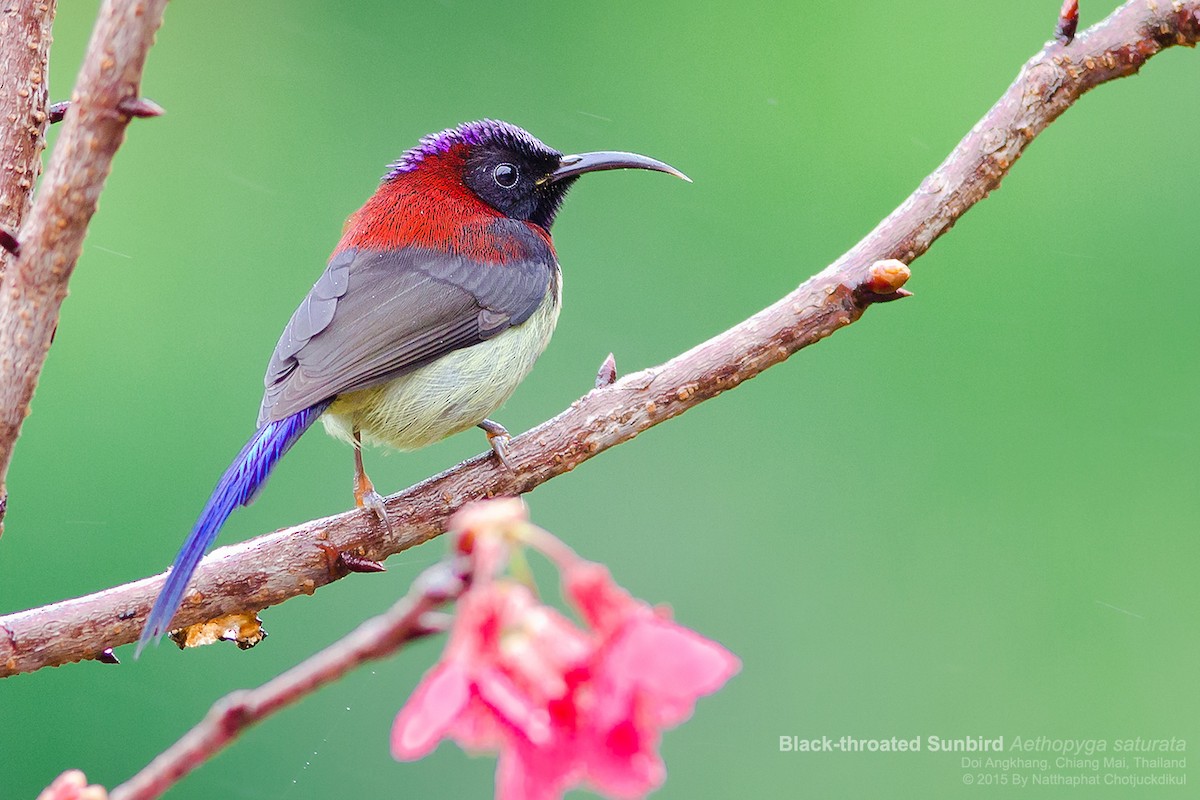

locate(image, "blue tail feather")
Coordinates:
136 401 331 656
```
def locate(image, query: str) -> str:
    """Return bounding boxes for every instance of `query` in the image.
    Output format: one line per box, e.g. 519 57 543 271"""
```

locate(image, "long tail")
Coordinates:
136 400 331 656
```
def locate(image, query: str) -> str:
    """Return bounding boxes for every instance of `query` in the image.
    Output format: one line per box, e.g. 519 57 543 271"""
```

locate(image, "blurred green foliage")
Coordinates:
1 1 1197 798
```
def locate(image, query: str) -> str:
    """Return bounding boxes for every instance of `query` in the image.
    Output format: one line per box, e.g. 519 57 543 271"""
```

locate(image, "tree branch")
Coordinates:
0 0 55 271
0 0 168 534
0 0 57 531
107 560 466 800
0 0 1196 678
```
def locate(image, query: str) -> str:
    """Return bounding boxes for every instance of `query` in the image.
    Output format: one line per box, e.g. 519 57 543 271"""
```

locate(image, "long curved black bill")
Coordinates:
548 150 691 184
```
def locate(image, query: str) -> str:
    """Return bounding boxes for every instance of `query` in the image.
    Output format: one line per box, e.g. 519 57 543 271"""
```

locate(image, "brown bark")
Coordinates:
0 0 55 274
0 1 57 533
0 0 168 534
0 0 1196 678
108 560 465 800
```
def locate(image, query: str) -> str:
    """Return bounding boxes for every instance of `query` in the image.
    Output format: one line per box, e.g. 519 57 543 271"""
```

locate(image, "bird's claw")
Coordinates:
352 434 392 532
358 489 393 531
488 432 514 470
478 419 514 470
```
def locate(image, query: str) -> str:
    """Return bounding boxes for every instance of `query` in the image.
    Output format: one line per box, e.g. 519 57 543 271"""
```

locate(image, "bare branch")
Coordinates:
108 561 467 800
0 0 1196 678
0 0 56 279
0 0 168 534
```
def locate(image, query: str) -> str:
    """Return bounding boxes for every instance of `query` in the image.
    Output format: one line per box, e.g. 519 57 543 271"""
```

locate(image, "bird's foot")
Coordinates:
478 419 513 470
354 475 393 532
357 489 391 532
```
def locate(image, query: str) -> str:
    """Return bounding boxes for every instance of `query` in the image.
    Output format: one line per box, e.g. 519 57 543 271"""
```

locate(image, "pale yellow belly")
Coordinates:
321 286 560 451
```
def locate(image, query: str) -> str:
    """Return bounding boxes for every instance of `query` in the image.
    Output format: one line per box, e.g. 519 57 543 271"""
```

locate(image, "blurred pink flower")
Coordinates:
392 582 592 759
36 771 107 800
565 561 741 730
392 503 740 800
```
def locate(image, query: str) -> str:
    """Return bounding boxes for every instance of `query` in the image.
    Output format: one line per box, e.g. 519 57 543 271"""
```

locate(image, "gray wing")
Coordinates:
257 234 554 426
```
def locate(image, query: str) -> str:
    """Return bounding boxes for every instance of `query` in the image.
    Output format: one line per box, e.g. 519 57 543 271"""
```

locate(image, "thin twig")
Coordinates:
0 0 1196 678
108 561 466 800
0 0 168 535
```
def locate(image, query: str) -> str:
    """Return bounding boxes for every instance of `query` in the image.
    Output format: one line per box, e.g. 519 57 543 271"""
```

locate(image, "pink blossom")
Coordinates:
392 582 592 762
566 561 741 796
36 771 107 800
392 504 740 800
565 561 741 729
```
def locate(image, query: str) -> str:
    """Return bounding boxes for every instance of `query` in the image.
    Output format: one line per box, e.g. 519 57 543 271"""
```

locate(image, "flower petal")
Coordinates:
581 696 667 798
448 693 506 751
562 561 637 636
496 739 579 800
604 616 741 727
391 661 470 760
477 666 552 745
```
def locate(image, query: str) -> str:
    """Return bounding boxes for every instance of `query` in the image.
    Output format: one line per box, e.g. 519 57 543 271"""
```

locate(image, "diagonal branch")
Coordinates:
1 0 1196 678
0 0 168 534
107 560 467 800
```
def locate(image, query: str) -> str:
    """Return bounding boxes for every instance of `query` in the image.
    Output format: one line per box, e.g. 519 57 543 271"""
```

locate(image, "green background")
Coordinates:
2 1 1197 797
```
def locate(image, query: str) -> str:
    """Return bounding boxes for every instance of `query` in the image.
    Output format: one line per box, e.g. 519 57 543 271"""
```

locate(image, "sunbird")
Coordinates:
137 120 687 654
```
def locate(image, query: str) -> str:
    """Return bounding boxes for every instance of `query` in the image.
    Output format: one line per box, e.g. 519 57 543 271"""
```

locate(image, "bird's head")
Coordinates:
384 120 688 230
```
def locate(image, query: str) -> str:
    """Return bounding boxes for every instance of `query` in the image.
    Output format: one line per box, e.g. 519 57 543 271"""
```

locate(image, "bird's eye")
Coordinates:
493 163 519 188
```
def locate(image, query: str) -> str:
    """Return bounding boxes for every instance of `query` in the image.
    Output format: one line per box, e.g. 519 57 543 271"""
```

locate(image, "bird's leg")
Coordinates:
478 419 513 470
352 428 391 530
